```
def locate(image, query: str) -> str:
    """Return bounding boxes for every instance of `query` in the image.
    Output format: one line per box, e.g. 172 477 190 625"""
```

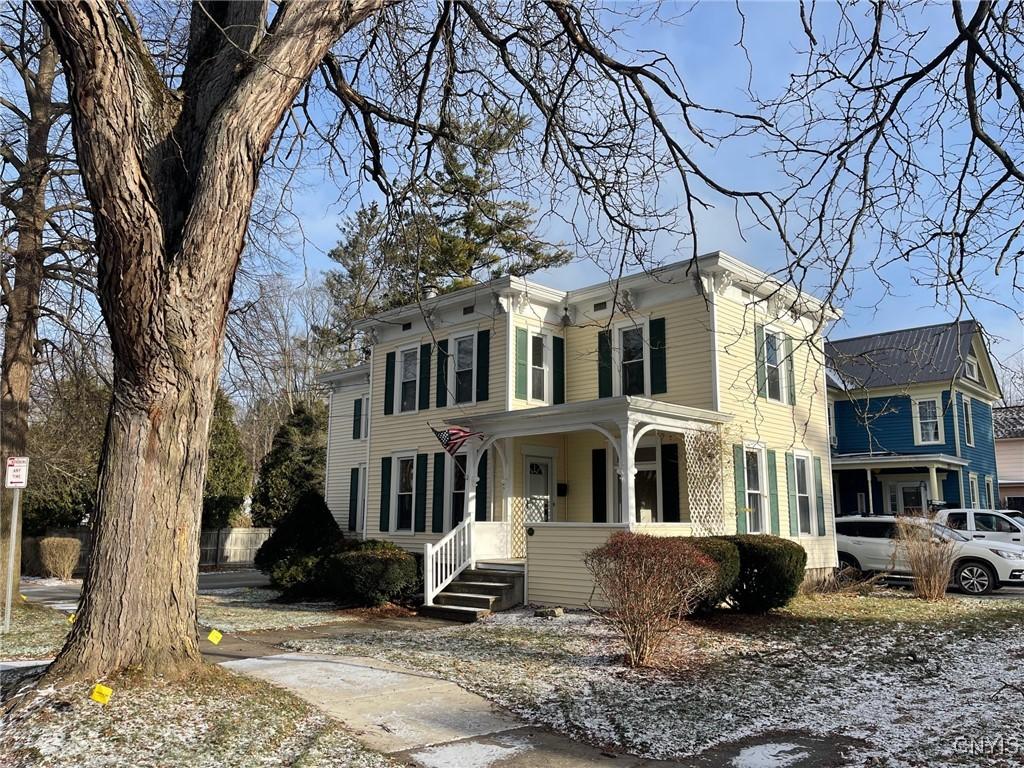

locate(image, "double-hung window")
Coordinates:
359 395 369 439
394 455 415 530
763 331 786 403
794 454 814 535
744 447 766 534
399 348 419 413
914 397 942 444
969 474 980 509
965 356 979 382
963 396 975 446
453 334 475 404
620 326 646 396
449 453 468 526
530 334 546 401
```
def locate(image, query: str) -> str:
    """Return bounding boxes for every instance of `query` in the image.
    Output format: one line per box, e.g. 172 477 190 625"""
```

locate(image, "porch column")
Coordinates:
465 443 479 524
928 466 940 507
866 468 875 515
501 438 512 524
620 419 637 528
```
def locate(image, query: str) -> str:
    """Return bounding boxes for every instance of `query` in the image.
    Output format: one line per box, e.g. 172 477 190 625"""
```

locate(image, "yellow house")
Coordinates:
320 251 839 620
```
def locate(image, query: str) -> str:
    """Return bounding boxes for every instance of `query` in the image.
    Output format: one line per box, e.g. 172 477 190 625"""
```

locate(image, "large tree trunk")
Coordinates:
35 0 381 681
0 33 58 602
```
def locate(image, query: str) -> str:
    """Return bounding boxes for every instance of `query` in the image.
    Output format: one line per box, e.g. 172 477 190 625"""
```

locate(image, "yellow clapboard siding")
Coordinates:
526 524 627 607
325 385 369 528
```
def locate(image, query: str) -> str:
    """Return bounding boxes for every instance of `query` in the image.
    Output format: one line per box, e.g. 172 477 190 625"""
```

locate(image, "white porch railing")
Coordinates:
423 518 473 606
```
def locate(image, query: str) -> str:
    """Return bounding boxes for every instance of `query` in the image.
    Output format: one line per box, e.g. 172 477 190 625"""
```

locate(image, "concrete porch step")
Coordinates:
418 603 491 623
446 580 514 597
435 592 498 609
460 568 524 583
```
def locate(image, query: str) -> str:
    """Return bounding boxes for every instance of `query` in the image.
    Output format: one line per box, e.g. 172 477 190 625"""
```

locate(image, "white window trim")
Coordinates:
743 442 769 535
612 316 651 398
985 476 994 511
968 473 980 510
396 345 420 414
792 450 816 536
390 452 418 534
963 395 975 447
448 332 478 406
761 326 790 405
965 355 980 383
526 330 551 406
911 395 944 446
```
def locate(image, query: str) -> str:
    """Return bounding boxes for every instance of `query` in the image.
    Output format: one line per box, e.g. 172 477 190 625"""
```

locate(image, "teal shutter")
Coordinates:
414 453 428 532
348 467 360 531
435 340 448 408
766 449 780 535
813 456 826 536
598 330 612 398
431 452 446 533
650 317 667 395
592 449 607 522
733 444 747 534
514 327 528 399
784 334 795 405
785 452 798 536
552 336 565 405
475 450 488 521
476 329 490 402
418 343 431 411
383 352 396 415
379 457 392 531
754 324 766 398
661 442 680 522
352 397 362 439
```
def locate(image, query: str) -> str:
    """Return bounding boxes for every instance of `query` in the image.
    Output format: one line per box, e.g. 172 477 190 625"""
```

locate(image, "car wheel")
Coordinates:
837 553 861 571
955 562 995 595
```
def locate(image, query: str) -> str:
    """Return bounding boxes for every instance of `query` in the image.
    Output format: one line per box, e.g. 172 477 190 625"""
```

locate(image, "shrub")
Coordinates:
689 537 740 613
38 536 82 580
584 532 717 666
895 517 956 601
718 535 807 613
322 542 417 606
255 490 344 597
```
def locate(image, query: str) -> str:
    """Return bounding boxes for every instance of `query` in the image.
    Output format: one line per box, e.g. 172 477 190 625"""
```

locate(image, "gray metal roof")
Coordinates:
995 406 1024 439
826 320 979 390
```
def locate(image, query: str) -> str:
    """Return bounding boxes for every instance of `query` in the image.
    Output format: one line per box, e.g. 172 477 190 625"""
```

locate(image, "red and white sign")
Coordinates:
4 457 28 489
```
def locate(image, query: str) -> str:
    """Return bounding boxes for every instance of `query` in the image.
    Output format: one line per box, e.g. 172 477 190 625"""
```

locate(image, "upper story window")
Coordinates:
399 348 419 412
965 355 980 382
963 396 975 447
620 325 646 396
453 334 476 404
763 331 786 403
913 396 943 445
530 334 546 401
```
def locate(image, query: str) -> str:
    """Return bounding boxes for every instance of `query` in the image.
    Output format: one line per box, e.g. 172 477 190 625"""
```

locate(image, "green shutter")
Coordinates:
515 327 528 399
552 336 565 405
432 452 446 533
592 448 607 522
754 325 766 398
786 452 798 536
348 467 360 531
784 334 795 405
352 397 362 439
379 457 392 531
414 453 428 532
650 317 667 395
733 444 747 534
598 329 612 398
814 456 826 536
661 442 680 522
475 450 488 521
383 352 396 415
767 449 780 535
418 343 431 411
476 329 490 402
435 340 448 408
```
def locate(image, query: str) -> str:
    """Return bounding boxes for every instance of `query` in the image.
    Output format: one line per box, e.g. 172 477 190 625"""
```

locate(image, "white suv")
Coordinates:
834 515 1024 595
933 509 1024 545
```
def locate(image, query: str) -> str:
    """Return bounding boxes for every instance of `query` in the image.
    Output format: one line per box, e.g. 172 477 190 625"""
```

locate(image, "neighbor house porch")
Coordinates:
832 453 967 517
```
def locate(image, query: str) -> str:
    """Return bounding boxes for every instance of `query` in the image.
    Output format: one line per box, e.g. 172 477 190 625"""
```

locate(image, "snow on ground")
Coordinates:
0 602 71 660
19 577 82 588
0 666 398 768
196 588 355 633
285 592 1024 768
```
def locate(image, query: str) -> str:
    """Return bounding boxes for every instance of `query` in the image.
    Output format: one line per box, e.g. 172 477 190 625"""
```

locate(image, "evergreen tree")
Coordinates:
202 390 253 529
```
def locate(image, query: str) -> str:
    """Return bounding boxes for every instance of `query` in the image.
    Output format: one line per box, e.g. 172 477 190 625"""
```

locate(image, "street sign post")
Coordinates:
3 456 29 633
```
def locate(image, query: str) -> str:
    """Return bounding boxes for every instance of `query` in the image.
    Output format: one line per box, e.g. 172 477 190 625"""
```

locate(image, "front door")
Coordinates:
525 456 554 522
899 484 925 515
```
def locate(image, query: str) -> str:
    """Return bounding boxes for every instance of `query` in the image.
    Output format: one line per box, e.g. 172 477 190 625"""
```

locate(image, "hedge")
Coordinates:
717 534 806 613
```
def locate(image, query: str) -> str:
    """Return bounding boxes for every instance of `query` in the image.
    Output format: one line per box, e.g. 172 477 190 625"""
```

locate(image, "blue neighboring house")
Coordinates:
826 320 1002 516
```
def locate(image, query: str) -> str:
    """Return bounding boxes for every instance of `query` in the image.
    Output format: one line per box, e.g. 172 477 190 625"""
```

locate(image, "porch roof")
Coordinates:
447 396 731 439
831 452 968 471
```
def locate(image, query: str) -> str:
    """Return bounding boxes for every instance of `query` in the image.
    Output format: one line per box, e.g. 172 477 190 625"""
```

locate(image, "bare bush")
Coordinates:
895 518 957 601
584 532 717 667
38 537 82 580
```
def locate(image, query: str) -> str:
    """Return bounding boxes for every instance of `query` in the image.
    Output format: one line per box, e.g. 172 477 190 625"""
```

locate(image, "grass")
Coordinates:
0 665 397 768
0 601 72 660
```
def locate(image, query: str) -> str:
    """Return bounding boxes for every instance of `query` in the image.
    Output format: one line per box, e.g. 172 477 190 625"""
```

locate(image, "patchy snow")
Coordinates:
285 592 1024 767
20 577 82 588
0 602 71 660
411 736 531 768
197 588 355 632
731 743 811 768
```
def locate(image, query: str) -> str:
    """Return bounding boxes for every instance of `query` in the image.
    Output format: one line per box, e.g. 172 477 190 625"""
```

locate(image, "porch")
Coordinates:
832 452 967 516
422 396 733 610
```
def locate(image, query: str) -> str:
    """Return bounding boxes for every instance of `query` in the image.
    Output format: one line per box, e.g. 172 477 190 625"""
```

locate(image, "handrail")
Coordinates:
423 517 473 606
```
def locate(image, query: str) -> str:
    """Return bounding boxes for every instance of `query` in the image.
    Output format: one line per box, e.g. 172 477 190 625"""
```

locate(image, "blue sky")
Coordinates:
281 1 1022 370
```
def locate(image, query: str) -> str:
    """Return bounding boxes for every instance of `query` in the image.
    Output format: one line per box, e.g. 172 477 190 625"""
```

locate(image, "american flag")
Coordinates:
431 425 482 456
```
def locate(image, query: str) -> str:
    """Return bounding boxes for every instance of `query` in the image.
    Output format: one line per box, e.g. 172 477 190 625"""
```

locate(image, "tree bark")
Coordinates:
0 31 59 602
35 0 383 681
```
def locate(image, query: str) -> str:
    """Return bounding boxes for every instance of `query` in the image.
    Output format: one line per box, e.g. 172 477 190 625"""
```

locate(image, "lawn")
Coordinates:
285 591 1024 768
0 665 397 768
